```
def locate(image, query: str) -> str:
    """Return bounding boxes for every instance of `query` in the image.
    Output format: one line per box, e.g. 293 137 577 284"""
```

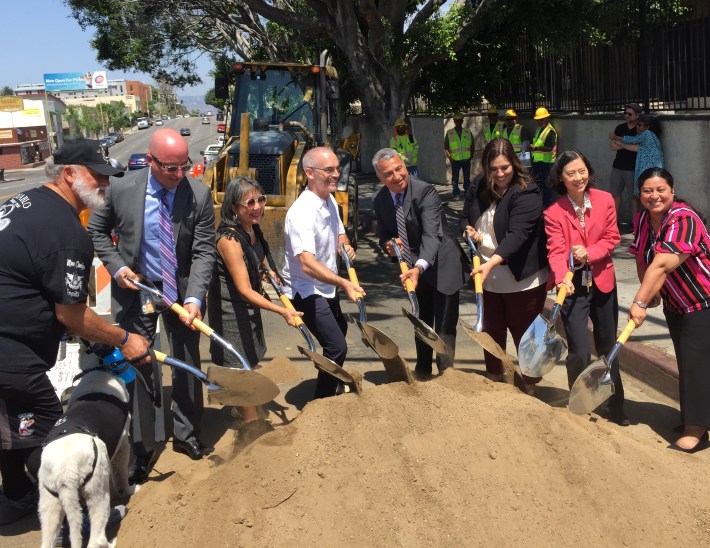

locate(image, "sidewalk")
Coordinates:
356 173 680 401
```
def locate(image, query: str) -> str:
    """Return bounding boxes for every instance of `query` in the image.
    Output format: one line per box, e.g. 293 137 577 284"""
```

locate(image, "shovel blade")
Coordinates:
568 358 616 415
401 308 449 355
297 345 356 385
355 319 400 359
460 320 517 372
206 365 280 407
518 315 567 378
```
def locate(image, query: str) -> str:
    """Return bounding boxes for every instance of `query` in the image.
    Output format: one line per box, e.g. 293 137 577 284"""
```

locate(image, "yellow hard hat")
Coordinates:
505 109 517 119
533 107 551 120
487 106 498 115
452 112 464 121
394 118 407 127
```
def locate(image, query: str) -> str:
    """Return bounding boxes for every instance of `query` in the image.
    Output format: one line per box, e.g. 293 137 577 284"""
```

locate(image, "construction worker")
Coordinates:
482 106 504 145
529 107 558 207
502 109 531 156
390 118 419 176
444 113 475 199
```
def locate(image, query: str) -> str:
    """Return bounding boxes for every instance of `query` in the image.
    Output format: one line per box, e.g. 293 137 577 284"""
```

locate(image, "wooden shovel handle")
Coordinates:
554 271 574 305
170 303 214 336
278 294 305 327
617 319 636 344
345 267 365 301
473 255 483 294
398 260 416 293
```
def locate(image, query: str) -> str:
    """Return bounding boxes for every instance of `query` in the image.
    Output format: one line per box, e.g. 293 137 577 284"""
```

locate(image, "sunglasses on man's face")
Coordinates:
151 155 193 173
241 195 267 207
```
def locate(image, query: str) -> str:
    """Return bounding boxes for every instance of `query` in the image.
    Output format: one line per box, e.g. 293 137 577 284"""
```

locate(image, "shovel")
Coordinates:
518 250 575 378
297 345 362 394
262 269 316 352
153 350 280 407
459 233 518 374
339 244 413 384
568 320 635 415
390 238 449 356
126 277 254 371
261 270 356 387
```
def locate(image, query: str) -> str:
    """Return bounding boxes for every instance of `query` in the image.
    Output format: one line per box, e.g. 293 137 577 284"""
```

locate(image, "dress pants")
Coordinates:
561 277 624 411
120 295 203 457
414 277 459 375
666 306 710 427
293 293 348 399
532 161 556 207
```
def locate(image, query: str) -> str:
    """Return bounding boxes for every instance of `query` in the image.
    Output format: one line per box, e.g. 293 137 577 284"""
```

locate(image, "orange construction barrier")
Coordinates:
196 163 204 175
189 164 197 177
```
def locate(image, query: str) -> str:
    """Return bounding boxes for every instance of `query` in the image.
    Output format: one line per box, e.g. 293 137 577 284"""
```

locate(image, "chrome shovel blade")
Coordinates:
402 308 448 355
206 365 280 407
568 359 615 415
518 317 567 378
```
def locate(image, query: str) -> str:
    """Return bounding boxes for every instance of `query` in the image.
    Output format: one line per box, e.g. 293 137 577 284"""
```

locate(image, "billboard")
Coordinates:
43 71 108 92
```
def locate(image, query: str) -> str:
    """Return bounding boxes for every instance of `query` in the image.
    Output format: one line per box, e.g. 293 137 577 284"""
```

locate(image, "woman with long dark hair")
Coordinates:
459 138 549 395
629 168 710 452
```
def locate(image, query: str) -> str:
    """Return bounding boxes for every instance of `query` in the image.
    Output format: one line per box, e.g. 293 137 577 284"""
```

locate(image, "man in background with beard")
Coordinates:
0 139 150 524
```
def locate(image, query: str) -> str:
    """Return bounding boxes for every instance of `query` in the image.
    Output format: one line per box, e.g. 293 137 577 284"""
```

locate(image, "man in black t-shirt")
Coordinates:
609 102 641 220
0 139 150 525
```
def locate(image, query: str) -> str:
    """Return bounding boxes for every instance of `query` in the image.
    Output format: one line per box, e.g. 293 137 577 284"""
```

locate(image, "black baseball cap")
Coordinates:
53 138 124 177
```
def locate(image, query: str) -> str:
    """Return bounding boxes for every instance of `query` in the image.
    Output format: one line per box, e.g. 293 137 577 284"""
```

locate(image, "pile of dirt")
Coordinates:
119 370 710 546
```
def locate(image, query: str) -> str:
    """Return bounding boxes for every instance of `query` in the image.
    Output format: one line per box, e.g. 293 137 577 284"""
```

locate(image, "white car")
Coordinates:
136 117 149 129
216 136 226 146
201 144 223 165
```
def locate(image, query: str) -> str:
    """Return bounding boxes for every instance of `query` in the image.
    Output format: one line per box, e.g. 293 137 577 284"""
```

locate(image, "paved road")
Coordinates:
0 117 221 204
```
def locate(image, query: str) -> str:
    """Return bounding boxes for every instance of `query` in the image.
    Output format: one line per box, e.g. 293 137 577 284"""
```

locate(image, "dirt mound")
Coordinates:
119 370 710 547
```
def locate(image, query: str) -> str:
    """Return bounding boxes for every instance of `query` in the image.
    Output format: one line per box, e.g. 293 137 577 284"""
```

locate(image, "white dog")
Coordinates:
38 367 135 548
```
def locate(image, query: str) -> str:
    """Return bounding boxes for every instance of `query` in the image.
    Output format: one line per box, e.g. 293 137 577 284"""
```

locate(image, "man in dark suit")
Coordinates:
372 148 469 377
88 129 215 481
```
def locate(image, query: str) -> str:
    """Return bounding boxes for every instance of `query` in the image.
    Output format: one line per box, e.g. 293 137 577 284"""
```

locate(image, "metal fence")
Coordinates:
499 0 710 113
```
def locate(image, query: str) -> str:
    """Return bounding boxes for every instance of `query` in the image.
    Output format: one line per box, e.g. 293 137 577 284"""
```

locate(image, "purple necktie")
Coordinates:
158 189 179 304
395 192 412 267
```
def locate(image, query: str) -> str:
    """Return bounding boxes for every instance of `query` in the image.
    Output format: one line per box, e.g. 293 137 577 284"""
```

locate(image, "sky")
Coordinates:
0 0 213 98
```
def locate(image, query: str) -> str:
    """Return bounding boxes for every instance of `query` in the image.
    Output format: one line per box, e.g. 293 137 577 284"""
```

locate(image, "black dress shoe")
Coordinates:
173 438 207 460
129 451 155 485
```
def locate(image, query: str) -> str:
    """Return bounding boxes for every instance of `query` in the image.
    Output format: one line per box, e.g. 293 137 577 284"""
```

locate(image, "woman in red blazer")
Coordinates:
544 150 627 425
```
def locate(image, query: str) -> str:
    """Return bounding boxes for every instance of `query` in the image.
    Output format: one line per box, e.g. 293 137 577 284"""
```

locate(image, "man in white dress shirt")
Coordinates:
282 147 363 398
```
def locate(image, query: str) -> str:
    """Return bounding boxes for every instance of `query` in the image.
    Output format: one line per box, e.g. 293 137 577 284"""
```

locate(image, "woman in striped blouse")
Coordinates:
629 168 710 453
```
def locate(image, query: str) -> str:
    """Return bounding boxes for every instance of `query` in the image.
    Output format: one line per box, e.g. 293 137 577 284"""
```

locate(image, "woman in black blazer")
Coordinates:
460 139 550 395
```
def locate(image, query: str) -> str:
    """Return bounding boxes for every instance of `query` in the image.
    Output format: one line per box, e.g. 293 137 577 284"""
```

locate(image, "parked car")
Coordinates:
108 131 124 143
216 135 226 146
201 117 210 124
99 137 113 151
179 127 191 136
155 119 164 126
201 144 222 166
217 123 226 133
136 117 149 129
102 135 116 146
128 153 149 170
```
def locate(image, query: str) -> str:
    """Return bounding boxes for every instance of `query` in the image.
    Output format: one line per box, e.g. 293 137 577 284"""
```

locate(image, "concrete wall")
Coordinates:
350 113 710 222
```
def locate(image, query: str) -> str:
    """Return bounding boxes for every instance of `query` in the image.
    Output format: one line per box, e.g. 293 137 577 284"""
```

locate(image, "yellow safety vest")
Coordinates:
503 124 523 152
389 135 419 167
446 128 473 161
532 124 557 163
484 121 504 143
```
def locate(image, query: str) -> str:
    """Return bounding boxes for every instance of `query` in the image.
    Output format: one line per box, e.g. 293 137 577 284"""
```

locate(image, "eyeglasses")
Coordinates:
240 195 267 207
311 166 341 175
151 155 193 173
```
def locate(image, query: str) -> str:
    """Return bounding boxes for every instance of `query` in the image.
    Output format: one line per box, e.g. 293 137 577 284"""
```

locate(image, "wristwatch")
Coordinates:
633 300 647 309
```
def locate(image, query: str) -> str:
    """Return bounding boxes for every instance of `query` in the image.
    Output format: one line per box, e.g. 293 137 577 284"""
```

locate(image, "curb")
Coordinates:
542 299 679 401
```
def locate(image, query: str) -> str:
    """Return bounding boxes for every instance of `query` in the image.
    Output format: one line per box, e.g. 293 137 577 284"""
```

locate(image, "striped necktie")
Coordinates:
158 188 179 304
395 192 412 267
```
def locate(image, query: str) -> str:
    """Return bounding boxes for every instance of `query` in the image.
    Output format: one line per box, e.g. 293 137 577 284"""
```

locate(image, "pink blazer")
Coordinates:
544 188 620 293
